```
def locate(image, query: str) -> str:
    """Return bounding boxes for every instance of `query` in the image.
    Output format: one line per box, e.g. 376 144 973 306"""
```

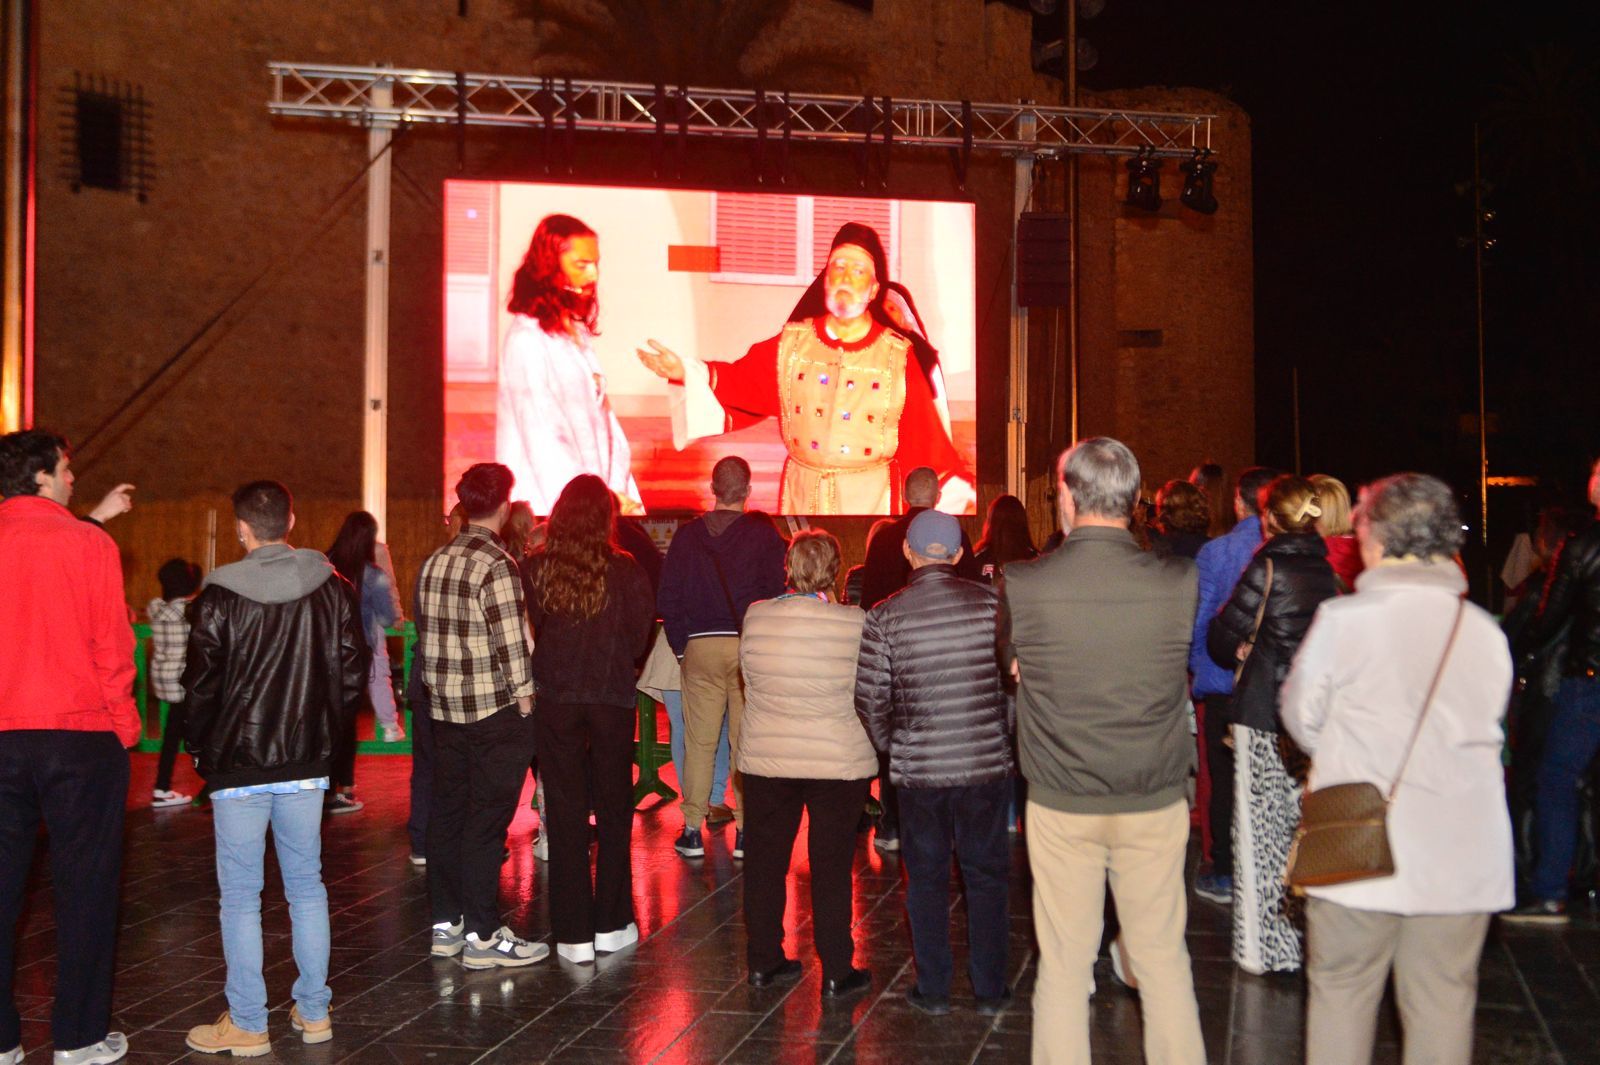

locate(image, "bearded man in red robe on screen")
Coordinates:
636 222 976 516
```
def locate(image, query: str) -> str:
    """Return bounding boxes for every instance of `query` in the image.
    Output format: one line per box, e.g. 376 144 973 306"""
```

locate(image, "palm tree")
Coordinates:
511 0 862 92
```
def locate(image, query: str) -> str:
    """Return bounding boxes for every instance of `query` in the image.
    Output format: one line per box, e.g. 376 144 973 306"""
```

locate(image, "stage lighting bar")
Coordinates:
267 62 1214 160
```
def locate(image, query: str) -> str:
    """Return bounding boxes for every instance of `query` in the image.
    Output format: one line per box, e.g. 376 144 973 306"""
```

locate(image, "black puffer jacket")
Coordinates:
854 565 1013 787
1207 532 1340 733
1523 519 1600 677
183 547 366 791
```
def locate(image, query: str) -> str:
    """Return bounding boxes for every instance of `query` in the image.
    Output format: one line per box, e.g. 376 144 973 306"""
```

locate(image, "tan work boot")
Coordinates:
185 1012 270 1057
289 1004 332 1044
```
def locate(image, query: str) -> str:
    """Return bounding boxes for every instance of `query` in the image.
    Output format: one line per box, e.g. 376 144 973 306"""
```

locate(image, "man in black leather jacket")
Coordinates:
181 481 365 1054
1507 457 1600 923
855 509 1012 1017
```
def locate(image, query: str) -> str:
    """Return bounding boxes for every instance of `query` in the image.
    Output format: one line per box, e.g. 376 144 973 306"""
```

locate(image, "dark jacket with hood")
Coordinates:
1207 531 1341 733
183 543 366 791
854 565 1012 788
658 510 787 656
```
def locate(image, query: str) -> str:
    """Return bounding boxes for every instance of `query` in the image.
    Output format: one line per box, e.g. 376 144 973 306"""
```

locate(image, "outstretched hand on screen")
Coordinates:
636 339 684 382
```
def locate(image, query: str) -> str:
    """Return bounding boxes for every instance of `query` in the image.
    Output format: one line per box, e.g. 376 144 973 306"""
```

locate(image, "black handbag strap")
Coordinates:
1234 557 1274 682
1386 598 1468 803
706 540 742 635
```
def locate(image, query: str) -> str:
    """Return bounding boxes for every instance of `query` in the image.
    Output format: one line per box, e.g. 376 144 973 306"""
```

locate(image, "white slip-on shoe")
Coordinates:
594 922 639 954
556 941 596 963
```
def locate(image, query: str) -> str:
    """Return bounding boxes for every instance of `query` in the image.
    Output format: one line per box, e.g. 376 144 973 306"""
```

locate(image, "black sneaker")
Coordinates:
732 829 745 860
675 827 704 858
974 988 1013 1016
906 987 950 1016
1501 900 1569 926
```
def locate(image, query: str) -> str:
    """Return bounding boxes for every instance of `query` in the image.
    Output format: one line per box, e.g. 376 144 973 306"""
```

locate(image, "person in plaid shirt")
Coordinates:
148 558 202 808
416 463 548 969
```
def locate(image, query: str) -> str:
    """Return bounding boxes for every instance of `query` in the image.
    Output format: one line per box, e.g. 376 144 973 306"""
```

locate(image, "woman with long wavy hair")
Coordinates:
523 474 655 963
496 214 643 517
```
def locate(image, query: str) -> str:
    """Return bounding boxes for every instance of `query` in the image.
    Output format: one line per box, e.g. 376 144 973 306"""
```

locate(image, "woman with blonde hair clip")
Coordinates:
1310 475 1362 591
1207 475 1342 974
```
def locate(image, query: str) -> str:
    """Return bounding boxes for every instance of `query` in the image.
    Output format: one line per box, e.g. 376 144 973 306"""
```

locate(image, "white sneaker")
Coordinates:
594 922 638 954
2 1044 22 1065
409 853 427 867
533 832 549 861
151 789 191 808
53 1033 128 1065
556 941 596 963
462 927 549 969
430 918 465 957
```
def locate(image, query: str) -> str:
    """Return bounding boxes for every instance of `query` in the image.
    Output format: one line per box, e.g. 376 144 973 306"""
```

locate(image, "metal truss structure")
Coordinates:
267 61 1220 519
268 62 1214 160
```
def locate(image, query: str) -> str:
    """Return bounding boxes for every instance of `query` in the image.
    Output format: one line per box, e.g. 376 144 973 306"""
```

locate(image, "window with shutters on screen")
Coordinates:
710 193 898 286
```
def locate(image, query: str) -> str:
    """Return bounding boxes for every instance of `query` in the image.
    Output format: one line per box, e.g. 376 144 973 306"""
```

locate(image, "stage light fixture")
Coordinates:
1124 148 1162 211
1179 148 1218 214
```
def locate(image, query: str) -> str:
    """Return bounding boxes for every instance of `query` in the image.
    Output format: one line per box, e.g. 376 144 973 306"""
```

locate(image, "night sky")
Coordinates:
1072 1 1600 530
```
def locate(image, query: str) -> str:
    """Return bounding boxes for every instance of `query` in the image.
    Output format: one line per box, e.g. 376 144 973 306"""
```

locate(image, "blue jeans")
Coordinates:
898 779 1012 1000
212 788 331 1032
663 689 729 806
1531 676 1600 902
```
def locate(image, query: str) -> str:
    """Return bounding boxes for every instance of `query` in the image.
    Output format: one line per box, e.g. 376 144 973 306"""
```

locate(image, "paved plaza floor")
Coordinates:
10 755 1598 1064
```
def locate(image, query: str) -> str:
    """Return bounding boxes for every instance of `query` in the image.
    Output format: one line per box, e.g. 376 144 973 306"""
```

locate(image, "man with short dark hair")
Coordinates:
416 463 547 967
0 430 138 1065
181 480 366 1056
855 509 1013 1017
1000 438 1206 1065
658 456 787 859
1189 464 1280 904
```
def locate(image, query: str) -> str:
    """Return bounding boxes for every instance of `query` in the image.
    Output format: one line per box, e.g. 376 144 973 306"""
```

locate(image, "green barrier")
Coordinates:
131 622 684 811
132 621 418 755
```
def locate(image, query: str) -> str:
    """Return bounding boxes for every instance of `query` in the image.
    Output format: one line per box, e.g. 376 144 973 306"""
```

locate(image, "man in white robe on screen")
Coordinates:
496 213 643 516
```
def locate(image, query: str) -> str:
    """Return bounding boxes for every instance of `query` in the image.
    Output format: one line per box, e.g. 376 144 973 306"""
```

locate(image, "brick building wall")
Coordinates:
27 0 1252 598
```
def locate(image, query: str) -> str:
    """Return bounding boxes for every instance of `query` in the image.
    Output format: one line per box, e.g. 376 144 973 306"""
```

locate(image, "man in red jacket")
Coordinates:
0 430 138 1065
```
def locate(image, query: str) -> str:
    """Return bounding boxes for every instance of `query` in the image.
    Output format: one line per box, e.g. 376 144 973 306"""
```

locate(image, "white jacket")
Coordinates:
1280 560 1514 915
738 594 878 781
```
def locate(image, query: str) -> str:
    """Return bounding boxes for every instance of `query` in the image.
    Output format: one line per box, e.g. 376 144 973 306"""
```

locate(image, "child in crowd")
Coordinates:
148 557 202 808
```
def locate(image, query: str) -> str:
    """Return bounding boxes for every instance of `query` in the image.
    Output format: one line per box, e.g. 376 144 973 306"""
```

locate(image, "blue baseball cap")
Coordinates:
906 509 962 561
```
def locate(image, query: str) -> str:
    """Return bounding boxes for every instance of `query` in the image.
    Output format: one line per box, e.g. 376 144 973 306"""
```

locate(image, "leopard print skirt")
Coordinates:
1231 724 1303 974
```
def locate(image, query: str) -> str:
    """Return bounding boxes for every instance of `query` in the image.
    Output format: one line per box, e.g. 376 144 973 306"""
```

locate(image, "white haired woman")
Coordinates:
1281 473 1514 1065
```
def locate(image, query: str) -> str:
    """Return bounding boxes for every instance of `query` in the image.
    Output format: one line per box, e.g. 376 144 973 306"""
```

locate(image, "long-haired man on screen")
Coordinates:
636 222 975 516
497 213 644 517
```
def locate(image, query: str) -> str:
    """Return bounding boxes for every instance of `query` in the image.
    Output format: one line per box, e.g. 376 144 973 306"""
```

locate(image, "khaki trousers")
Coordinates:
680 637 745 829
1027 800 1206 1065
1305 899 1489 1065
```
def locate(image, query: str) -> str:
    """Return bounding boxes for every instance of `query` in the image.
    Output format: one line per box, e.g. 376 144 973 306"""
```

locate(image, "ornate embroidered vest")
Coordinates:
775 321 910 514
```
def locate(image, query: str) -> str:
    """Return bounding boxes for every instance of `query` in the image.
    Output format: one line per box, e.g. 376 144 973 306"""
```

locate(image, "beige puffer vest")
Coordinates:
738 595 878 780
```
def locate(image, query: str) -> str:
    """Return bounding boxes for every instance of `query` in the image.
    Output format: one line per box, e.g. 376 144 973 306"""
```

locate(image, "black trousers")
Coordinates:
0 730 129 1053
1201 694 1235 876
406 696 435 857
876 754 899 834
535 700 637 945
742 774 871 982
898 779 1012 1000
153 701 188 793
427 706 537 937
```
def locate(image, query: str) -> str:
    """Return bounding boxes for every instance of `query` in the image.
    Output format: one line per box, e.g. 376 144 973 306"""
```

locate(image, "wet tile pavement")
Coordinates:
10 754 1599 1064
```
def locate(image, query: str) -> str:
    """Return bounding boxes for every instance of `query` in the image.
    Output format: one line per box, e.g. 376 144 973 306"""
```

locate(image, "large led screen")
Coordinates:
444 181 977 515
